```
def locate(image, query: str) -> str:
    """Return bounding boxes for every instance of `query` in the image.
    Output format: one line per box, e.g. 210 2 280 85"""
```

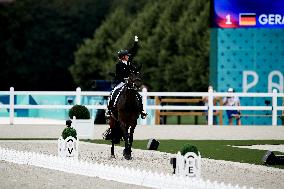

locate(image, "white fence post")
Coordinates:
9 87 14 125
0 147 245 189
76 87 81 105
208 88 213 126
272 89 277 126
141 87 147 126
1 88 284 126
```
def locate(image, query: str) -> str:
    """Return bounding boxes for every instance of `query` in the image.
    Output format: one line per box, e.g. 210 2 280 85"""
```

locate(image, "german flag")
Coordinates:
239 13 256 26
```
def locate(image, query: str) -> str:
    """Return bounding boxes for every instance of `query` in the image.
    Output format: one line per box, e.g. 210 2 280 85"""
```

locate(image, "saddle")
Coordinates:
112 85 125 108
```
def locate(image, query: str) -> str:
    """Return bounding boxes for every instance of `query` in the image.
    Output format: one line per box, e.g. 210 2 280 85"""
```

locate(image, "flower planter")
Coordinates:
72 118 95 140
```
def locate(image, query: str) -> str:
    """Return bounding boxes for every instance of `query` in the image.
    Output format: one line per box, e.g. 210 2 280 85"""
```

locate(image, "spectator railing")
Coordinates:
0 87 283 126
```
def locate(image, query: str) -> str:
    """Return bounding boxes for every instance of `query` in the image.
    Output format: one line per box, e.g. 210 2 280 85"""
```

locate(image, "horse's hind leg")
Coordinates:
110 129 115 158
110 119 116 158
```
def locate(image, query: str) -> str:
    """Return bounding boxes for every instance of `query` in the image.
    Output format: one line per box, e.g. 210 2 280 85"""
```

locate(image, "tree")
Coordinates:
0 0 112 90
71 0 210 91
70 1 148 90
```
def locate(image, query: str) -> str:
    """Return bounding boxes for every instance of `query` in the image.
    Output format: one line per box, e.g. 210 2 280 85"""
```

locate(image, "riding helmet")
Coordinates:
117 49 130 58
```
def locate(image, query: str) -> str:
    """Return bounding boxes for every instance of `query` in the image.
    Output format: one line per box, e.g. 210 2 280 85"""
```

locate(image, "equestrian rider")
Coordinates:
105 35 147 119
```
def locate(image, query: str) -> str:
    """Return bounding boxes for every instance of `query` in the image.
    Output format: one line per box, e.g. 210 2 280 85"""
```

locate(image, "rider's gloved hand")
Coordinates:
134 35 138 42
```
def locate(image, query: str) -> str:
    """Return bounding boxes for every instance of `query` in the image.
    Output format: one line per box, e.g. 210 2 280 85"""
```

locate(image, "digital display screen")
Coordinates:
211 0 284 28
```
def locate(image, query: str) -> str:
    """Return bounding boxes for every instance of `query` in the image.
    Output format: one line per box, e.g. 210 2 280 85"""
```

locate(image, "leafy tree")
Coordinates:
1 0 210 92
70 1 148 90
71 0 210 91
0 0 112 90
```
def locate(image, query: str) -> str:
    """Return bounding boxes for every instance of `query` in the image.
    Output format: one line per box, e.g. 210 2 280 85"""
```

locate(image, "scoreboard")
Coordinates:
211 0 284 28
210 0 284 125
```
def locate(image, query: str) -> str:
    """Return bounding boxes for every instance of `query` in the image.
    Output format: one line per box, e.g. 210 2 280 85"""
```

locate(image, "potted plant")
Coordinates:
61 120 77 140
68 105 94 139
180 144 199 156
69 104 90 119
170 144 201 176
58 120 79 158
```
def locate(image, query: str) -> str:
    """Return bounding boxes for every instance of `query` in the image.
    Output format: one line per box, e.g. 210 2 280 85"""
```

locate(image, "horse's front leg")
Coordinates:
129 126 135 151
121 125 131 160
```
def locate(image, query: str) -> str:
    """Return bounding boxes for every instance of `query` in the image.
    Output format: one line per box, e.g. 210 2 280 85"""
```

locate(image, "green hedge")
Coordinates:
61 127 77 139
180 144 199 156
69 105 90 119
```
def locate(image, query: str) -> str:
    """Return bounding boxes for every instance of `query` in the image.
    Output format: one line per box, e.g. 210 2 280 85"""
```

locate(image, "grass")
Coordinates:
90 139 284 169
161 115 207 125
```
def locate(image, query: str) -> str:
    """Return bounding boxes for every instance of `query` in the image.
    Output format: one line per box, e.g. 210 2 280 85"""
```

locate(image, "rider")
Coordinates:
105 35 147 119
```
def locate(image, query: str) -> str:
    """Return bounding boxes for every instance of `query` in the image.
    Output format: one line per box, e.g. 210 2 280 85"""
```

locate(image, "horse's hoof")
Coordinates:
124 155 132 160
110 155 116 159
123 149 132 160
123 149 132 155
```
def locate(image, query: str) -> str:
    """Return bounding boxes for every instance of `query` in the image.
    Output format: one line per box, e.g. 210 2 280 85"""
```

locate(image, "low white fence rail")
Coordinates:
0 87 283 126
0 147 250 189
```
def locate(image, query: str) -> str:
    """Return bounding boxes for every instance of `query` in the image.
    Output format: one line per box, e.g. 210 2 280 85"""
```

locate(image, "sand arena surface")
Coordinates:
0 124 283 188
0 140 283 189
0 124 284 140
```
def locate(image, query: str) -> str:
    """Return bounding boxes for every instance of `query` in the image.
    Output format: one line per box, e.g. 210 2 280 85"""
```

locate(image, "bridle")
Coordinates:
125 71 142 91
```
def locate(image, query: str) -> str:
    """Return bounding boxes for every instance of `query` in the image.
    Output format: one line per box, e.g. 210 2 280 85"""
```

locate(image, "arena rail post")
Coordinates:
141 87 147 126
208 88 213 126
272 89 277 126
76 87 81 105
9 87 14 125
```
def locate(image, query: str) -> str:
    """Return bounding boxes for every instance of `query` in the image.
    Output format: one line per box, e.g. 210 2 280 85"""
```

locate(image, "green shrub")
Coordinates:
180 144 199 156
69 105 90 119
61 127 77 139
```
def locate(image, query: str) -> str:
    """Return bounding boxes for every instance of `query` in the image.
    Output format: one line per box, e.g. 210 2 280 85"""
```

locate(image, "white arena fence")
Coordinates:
0 87 283 126
0 147 251 189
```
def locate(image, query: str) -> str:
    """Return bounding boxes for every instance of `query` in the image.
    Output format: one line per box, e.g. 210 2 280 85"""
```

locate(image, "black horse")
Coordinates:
109 69 143 160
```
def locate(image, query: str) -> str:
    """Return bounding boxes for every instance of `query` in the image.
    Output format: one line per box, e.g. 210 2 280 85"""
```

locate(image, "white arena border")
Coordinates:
0 147 251 189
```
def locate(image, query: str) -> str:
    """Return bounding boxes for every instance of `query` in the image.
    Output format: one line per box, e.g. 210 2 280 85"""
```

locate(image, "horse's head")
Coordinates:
126 69 142 90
